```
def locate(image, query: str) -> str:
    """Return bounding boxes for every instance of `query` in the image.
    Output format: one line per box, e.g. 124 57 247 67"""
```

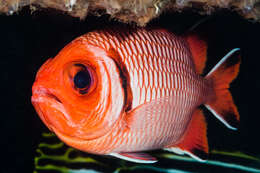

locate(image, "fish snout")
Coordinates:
31 85 53 131
31 84 61 104
31 83 67 132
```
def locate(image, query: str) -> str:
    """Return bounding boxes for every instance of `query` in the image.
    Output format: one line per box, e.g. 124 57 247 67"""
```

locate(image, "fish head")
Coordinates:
31 37 125 144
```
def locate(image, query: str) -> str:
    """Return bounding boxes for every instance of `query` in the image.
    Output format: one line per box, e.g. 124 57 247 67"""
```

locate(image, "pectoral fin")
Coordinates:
126 96 175 130
109 152 157 164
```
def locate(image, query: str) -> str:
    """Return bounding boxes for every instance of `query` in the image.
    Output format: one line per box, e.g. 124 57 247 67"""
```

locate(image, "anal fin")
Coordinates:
165 109 208 162
109 152 157 164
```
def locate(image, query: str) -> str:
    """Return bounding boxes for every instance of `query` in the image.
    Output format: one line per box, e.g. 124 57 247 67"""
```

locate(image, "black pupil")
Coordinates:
74 70 91 89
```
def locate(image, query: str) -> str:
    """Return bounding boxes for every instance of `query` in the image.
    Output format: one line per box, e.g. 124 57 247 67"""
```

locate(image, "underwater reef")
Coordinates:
1 0 260 26
34 132 260 173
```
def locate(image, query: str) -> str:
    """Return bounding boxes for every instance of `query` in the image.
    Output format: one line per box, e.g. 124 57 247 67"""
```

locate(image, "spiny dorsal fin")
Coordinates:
185 34 207 74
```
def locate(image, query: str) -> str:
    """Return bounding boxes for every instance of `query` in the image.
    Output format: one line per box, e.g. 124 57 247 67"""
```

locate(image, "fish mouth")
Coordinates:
31 86 70 132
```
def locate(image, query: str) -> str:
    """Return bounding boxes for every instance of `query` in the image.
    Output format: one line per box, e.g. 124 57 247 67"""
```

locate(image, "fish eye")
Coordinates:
73 64 92 94
74 70 91 88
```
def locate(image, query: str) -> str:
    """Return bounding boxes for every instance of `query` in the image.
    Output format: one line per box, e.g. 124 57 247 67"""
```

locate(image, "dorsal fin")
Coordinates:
185 34 207 74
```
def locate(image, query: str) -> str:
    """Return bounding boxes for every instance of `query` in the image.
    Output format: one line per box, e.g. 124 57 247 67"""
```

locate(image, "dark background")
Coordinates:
0 7 260 173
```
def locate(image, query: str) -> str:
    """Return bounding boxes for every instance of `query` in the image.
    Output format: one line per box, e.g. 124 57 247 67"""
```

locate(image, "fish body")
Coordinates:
32 28 240 163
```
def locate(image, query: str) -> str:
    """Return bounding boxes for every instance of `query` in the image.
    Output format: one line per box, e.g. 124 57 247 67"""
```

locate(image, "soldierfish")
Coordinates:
31 28 241 163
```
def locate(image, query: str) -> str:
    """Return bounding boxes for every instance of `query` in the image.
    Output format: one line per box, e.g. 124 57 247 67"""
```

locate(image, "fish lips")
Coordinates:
31 86 75 134
31 91 64 132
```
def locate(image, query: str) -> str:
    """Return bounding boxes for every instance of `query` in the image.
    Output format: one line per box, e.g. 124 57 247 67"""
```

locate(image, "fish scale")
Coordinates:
78 29 209 152
84 29 205 108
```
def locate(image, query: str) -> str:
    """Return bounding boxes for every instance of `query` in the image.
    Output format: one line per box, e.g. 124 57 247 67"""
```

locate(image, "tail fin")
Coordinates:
205 48 241 130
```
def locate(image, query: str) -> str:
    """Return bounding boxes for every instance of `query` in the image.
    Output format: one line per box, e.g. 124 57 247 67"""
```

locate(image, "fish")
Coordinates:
31 27 241 164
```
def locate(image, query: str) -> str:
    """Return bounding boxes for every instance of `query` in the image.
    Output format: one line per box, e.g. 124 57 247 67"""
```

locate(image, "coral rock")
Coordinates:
1 0 260 26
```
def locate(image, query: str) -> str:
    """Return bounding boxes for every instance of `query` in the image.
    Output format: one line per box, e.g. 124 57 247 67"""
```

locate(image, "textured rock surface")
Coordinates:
1 0 260 26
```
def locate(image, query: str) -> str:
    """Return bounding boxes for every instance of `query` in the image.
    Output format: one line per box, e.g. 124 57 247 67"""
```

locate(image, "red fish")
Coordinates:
31 28 241 163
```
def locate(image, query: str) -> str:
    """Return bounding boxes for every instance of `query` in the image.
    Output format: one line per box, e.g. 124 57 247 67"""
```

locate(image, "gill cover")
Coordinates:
34 37 125 140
